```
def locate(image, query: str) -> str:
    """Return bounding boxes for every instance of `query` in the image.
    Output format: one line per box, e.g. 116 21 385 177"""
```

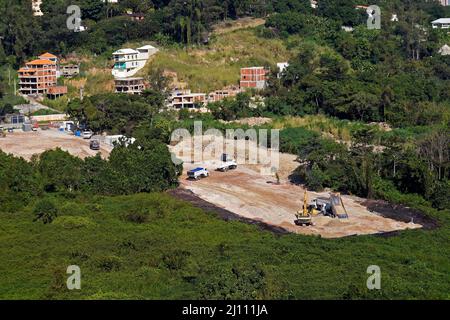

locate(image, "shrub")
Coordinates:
33 199 58 224
162 250 190 271
124 211 148 224
97 255 122 272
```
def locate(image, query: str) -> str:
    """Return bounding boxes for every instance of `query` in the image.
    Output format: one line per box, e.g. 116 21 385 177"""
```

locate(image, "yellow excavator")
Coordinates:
294 190 313 226
295 190 349 226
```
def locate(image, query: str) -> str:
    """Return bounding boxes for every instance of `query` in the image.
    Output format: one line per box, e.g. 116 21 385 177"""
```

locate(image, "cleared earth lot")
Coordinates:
171 135 424 238
0 129 112 160
180 162 422 238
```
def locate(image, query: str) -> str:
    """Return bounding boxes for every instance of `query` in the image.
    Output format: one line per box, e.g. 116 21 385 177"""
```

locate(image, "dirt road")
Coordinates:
0 129 111 160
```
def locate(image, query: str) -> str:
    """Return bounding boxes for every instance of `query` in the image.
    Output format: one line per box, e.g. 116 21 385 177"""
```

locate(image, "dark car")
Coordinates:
90 140 100 150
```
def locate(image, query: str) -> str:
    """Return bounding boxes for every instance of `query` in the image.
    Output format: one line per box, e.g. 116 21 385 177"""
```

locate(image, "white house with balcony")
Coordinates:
111 45 158 78
432 18 450 29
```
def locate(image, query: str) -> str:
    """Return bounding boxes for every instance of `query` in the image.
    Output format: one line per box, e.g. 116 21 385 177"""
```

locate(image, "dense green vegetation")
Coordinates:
0 138 180 212
0 190 448 299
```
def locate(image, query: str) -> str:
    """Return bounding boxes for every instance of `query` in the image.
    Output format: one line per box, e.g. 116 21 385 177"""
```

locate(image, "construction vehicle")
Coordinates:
294 190 313 226
329 193 349 219
295 191 349 226
309 192 349 219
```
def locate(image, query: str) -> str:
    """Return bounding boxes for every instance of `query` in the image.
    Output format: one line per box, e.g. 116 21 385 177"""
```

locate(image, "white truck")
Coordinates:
187 167 209 180
216 154 237 172
216 159 237 172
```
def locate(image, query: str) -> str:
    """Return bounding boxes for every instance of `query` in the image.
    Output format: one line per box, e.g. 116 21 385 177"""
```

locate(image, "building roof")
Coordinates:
432 18 450 24
39 52 57 59
241 66 266 69
137 45 157 51
26 59 56 65
115 77 144 81
113 48 139 55
18 67 34 72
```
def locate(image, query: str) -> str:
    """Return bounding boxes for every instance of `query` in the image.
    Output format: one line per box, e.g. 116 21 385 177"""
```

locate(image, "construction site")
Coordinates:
171 135 426 238
0 128 430 239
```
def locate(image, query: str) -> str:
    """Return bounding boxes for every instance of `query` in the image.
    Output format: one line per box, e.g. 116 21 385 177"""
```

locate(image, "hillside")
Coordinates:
140 23 295 92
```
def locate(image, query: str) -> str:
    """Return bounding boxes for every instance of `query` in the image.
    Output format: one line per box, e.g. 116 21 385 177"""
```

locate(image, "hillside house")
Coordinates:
432 18 450 29
112 45 158 78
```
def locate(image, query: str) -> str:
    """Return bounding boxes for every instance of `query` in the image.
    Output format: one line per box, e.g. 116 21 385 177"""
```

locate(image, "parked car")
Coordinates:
82 130 93 139
187 167 209 180
90 140 100 150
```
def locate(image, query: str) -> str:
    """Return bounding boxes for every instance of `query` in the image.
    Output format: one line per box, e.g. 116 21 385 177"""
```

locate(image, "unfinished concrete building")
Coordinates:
47 86 68 99
18 52 67 97
18 58 57 95
208 86 242 103
114 77 145 95
169 90 207 111
61 64 80 78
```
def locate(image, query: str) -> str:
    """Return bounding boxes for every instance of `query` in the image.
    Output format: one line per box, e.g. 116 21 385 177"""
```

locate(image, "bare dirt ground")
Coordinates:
171 136 424 238
0 129 112 160
212 17 266 35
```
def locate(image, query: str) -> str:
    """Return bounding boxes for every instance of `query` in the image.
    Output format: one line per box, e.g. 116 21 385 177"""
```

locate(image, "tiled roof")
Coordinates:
39 52 57 59
26 59 56 65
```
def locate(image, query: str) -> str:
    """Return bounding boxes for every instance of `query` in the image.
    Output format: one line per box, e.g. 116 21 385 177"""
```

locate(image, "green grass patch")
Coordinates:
0 192 448 299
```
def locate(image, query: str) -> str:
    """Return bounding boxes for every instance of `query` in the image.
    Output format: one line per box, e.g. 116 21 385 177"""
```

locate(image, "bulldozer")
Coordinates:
294 190 313 226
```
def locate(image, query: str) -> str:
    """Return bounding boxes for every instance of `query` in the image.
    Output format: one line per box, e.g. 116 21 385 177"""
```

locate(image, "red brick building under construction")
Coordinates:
240 67 268 89
18 52 67 98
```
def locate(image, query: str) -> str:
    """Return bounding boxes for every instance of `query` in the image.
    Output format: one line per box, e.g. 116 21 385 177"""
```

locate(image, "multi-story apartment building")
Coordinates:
18 57 57 95
112 45 158 78
18 52 67 97
240 67 269 89
440 0 449 6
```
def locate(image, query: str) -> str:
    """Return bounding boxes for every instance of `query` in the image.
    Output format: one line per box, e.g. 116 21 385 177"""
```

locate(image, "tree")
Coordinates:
37 149 83 192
